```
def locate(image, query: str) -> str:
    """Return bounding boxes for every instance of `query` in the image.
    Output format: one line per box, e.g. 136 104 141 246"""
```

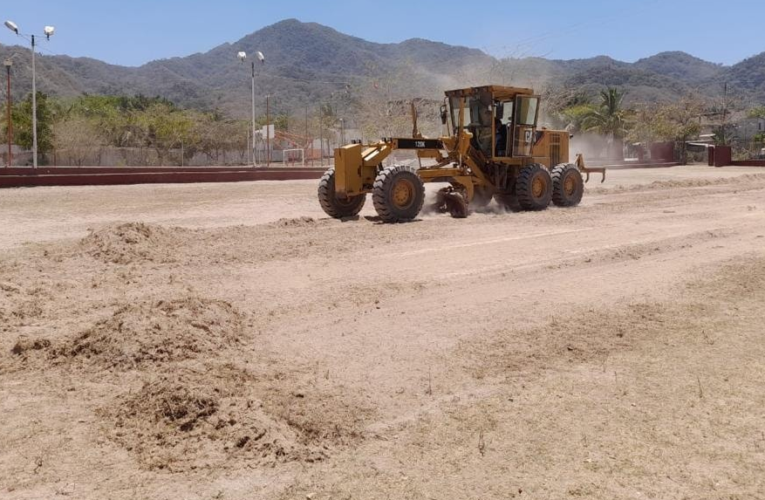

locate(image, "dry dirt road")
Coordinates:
1 166 765 500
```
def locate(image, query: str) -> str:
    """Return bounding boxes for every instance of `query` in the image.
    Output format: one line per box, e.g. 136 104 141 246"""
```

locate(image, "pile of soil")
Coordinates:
52 297 244 369
100 371 328 471
80 223 188 264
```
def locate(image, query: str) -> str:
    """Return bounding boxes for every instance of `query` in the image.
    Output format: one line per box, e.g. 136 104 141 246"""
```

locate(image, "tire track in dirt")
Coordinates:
2 172 765 499
279 256 765 500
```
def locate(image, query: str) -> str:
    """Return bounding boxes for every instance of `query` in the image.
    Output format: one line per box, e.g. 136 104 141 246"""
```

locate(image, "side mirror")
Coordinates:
440 105 448 125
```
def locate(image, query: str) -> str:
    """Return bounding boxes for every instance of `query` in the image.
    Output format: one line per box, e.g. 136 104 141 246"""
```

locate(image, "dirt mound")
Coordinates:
269 216 320 228
100 371 328 472
80 223 187 264
53 297 244 369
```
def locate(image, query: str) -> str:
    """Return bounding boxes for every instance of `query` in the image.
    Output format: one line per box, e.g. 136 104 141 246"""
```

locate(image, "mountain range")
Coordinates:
0 19 763 118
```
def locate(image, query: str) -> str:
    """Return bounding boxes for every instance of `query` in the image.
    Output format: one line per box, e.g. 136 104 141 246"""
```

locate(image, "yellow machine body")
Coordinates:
333 85 604 202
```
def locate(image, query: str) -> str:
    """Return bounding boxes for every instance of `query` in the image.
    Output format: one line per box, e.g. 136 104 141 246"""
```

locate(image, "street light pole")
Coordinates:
237 50 264 167
250 60 256 168
30 35 38 169
4 22 54 169
722 82 728 146
4 58 11 167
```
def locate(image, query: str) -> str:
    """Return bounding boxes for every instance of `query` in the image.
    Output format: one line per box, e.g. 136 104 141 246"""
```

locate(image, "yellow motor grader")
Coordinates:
318 85 605 222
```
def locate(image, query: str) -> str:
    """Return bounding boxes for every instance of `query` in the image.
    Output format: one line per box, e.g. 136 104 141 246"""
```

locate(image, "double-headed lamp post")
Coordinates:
4 20 55 169
238 50 265 167
4 58 11 167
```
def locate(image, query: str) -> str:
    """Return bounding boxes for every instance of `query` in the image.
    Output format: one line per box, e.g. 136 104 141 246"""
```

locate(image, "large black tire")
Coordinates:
372 165 425 223
551 164 584 207
516 164 553 211
318 168 367 219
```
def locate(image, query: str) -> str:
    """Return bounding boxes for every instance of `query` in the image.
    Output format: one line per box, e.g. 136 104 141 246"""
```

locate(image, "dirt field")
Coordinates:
1 165 765 499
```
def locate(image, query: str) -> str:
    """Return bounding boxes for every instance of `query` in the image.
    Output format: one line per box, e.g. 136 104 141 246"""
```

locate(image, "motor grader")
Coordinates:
318 85 605 222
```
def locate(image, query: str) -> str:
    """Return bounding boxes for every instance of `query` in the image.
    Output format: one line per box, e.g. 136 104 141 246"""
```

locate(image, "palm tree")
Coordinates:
583 87 630 160
583 88 629 137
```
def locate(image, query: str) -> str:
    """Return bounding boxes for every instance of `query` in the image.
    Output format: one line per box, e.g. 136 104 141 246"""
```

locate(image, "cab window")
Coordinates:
516 97 539 126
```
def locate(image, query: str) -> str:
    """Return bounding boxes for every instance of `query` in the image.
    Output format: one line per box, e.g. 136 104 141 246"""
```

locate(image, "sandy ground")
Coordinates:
1 164 765 499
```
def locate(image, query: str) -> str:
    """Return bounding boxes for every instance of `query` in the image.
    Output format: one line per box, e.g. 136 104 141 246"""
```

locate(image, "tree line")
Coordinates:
1 94 294 166
549 87 764 162
2 88 763 166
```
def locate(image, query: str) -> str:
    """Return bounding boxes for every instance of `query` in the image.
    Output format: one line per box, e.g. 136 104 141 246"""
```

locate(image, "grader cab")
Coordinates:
318 85 605 223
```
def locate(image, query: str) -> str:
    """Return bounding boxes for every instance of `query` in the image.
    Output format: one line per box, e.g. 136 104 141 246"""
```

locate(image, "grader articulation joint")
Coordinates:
318 85 606 223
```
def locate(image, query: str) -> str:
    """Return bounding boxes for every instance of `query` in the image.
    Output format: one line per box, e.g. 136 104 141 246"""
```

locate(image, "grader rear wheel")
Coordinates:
317 168 367 218
372 165 425 223
516 164 553 211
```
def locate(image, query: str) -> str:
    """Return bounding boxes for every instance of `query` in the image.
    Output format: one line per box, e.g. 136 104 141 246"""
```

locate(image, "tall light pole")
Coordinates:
721 82 728 147
238 50 264 167
4 58 11 167
4 21 55 169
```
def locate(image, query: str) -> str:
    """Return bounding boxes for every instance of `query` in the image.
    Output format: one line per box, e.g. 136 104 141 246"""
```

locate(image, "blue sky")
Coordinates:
1 0 762 67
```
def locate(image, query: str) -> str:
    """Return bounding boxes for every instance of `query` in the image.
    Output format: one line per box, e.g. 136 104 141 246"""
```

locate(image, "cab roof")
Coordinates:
444 85 535 100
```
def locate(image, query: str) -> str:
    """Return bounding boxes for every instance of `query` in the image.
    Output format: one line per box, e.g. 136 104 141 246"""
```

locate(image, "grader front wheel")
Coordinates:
318 168 367 218
372 165 425 223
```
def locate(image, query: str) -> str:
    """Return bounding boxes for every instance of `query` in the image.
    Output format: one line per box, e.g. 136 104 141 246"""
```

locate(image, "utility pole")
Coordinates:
237 51 264 167
266 95 271 167
722 82 728 146
31 35 37 168
4 22 54 169
250 61 256 167
4 58 11 167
